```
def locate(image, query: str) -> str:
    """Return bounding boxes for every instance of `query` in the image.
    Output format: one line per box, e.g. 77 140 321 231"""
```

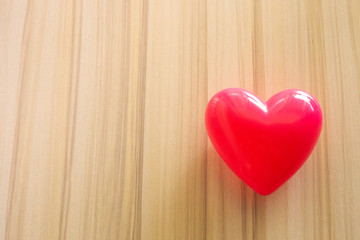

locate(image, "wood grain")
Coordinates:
1 0 360 239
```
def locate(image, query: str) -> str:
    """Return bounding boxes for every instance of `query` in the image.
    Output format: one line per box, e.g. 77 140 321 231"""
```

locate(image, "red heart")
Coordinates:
205 88 322 195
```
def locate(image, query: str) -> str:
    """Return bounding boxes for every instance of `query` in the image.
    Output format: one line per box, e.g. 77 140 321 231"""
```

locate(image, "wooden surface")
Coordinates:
1 0 360 239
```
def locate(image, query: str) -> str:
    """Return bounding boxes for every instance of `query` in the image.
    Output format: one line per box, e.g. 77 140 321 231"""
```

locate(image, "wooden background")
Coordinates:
1 0 360 239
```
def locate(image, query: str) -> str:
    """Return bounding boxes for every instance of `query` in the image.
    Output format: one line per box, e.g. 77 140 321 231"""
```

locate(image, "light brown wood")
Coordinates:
1 0 360 239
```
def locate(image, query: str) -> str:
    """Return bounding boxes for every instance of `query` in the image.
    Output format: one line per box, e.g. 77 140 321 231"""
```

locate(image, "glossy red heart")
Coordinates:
205 88 322 195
